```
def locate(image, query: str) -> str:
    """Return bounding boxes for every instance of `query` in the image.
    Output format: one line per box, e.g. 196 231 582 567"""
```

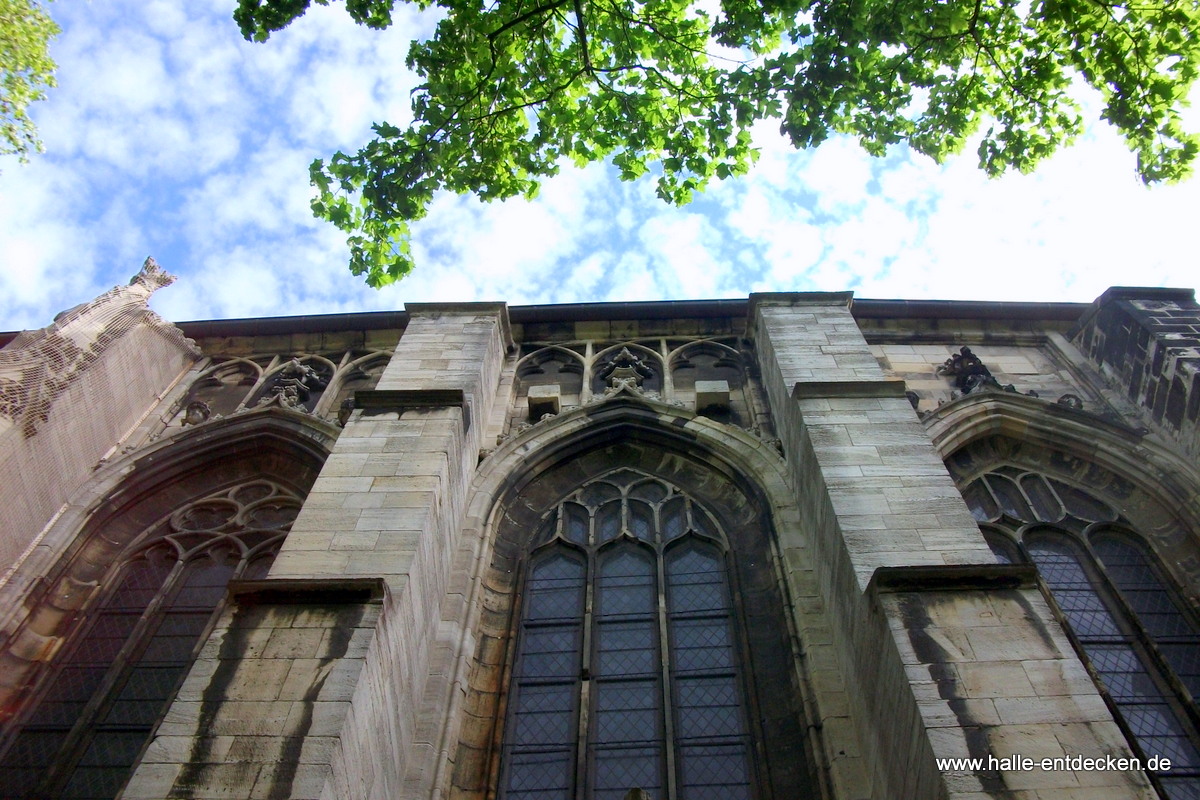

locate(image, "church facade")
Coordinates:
1 260 1199 800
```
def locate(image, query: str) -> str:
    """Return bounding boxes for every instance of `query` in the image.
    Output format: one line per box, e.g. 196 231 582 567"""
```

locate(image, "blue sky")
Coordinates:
1 0 1199 332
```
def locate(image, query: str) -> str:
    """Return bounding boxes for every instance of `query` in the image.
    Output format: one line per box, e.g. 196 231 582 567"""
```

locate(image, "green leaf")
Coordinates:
237 0 1200 286
0 0 59 162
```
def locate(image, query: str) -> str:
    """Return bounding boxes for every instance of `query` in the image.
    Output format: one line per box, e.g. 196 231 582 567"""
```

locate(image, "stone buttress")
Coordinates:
751 293 1155 799
122 304 512 800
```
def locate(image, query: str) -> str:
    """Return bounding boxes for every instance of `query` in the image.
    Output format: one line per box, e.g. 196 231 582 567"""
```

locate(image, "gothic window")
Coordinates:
500 469 756 800
0 480 299 800
963 468 1200 800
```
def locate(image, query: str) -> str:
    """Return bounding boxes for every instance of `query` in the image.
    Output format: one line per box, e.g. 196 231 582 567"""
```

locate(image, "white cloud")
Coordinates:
2 0 1200 335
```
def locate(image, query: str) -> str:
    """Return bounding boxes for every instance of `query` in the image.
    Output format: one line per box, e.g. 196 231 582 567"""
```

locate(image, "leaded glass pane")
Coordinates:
592 745 663 800
982 530 1018 565
565 502 589 545
581 482 621 507
1094 534 1200 705
675 676 743 739
171 555 237 609
526 553 587 622
678 742 753 800
1120 704 1200 769
594 681 661 742
672 618 734 672
1049 479 1118 522
628 501 654 542
241 553 275 581
666 547 726 616
60 765 130 799
0 483 290 800
593 546 662 800
1020 474 1063 522
662 496 686 541
666 541 752 800
596 621 657 677
505 750 574 800
629 480 667 503
510 684 577 746
1095 536 1196 638
985 474 1033 522
689 504 717 540
1088 644 1165 701
963 481 999 523
1027 537 1122 637
1160 777 1200 800
106 552 176 611
597 549 655 617
1161 643 1200 700
1028 534 1200 795
504 550 586 800
522 627 584 679
596 502 621 544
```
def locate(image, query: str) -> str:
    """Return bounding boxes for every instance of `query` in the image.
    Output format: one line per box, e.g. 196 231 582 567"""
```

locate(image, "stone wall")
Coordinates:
0 264 197 592
1071 287 1200 458
751 293 1151 799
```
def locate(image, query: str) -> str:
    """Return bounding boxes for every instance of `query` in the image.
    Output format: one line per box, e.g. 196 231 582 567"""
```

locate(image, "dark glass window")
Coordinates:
499 471 755 800
0 481 299 800
962 469 1200 800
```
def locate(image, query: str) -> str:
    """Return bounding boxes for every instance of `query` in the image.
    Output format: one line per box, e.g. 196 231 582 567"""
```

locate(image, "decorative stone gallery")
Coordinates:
1 272 1199 800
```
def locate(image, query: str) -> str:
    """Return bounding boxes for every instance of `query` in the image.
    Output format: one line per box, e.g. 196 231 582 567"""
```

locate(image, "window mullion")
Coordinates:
657 544 678 800
575 550 595 800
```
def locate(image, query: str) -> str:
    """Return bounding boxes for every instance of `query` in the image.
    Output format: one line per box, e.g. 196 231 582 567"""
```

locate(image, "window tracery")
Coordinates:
501 469 755 800
510 338 758 434
0 480 299 800
166 349 392 434
962 467 1200 800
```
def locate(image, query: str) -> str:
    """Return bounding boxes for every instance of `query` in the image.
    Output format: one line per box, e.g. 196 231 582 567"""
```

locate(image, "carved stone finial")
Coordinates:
1 257 192 437
130 256 176 291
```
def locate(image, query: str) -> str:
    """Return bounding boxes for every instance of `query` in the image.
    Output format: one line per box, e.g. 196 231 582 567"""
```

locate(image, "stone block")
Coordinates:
694 379 730 412
527 385 561 419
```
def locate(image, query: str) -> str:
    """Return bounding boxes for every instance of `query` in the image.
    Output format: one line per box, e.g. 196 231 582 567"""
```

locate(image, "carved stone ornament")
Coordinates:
257 359 327 410
937 346 1038 399
337 397 355 426
598 347 655 390
1057 393 1085 410
182 400 212 426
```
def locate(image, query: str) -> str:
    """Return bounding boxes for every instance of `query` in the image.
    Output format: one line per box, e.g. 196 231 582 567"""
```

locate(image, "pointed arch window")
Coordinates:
0 480 298 800
501 470 755 800
963 468 1200 800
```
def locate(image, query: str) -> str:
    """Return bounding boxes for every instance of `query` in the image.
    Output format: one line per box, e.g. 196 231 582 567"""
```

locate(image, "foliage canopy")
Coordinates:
0 0 58 162
236 0 1200 286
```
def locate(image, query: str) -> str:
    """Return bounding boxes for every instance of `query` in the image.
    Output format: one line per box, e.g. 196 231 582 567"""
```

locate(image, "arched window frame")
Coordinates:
0 480 300 800
498 468 763 800
961 466 1200 800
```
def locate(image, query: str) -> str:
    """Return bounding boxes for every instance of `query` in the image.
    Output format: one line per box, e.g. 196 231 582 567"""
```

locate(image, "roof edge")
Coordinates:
0 297 1096 344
